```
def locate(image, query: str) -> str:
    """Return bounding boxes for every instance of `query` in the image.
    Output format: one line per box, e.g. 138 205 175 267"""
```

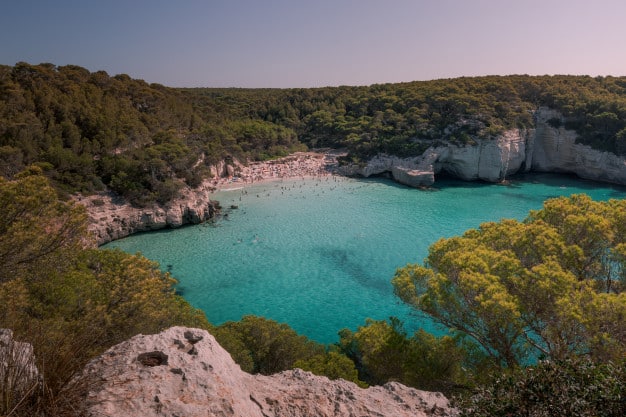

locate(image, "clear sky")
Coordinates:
2 0 626 88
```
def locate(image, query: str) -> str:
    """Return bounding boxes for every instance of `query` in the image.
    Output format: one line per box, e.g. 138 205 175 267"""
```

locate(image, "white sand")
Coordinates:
211 151 342 190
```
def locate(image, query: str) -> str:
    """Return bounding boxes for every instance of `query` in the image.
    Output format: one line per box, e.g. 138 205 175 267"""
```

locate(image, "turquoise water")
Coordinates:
104 174 626 344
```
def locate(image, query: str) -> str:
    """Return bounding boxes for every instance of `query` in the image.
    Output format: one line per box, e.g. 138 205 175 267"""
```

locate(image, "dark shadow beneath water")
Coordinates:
315 246 390 294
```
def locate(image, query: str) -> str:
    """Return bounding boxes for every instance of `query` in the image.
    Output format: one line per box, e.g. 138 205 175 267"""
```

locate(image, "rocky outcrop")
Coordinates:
0 329 40 411
436 129 529 182
530 108 626 184
338 133 529 187
79 180 219 246
80 153 338 245
339 108 626 187
82 327 457 417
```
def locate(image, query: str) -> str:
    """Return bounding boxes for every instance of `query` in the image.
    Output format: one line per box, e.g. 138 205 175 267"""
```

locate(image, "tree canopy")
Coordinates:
393 194 626 368
337 318 468 393
3 63 626 206
0 63 304 205
184 75 626 159
0 169 211 414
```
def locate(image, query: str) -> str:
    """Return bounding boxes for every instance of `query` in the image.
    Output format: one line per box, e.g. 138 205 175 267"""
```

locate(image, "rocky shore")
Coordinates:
82 327 458 417
80 108 626 245
339 108 626 187
80 152 340 245
79 182 218 246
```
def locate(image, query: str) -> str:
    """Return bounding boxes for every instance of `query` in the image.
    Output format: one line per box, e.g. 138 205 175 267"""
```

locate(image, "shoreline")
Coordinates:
209 151 343 192
80 151 344 245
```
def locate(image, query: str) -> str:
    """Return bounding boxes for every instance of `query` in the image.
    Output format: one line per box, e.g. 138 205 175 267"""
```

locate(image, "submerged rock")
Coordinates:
82 326 457 417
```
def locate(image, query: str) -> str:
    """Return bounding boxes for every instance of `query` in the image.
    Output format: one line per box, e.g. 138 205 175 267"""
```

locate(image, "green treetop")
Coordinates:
393 194 626 368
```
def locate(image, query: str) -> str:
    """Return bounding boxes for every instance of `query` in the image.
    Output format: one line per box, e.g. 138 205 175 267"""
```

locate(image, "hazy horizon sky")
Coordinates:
2 0 626 88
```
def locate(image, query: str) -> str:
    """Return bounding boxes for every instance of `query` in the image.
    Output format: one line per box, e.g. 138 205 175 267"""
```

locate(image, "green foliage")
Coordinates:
0 170 211 415
212 315 324 375
184 75 626 160
3 63 626 205
0 165 88 284
1 247 211 390
393 194 626 368
294 351 366 387
458 358 626 417
337 318 468 394
0 63 303 206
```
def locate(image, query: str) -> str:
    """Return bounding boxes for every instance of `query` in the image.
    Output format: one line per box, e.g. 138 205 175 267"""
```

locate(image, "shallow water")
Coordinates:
104 173 626 344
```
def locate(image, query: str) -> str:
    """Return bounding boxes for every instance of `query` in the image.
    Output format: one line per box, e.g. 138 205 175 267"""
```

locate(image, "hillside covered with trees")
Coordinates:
2 62 626 206
2 170 624 416
0 62 305 205
1 63 626 416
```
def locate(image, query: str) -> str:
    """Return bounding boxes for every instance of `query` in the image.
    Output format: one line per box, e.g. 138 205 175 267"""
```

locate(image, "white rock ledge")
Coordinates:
82 327 457 417
78 180 218 246
339 108 626 188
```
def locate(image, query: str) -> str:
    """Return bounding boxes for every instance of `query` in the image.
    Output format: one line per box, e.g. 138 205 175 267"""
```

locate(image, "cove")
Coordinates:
103 173 626 344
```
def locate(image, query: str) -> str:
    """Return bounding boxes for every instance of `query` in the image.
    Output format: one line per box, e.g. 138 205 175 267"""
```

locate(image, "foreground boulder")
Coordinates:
82 327 457 417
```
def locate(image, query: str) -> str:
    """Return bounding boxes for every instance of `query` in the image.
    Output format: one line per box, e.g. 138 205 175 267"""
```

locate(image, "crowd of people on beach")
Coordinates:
212 152 340 190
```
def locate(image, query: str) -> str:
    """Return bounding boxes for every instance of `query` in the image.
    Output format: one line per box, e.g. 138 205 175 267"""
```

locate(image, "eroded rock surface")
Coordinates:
83 327 457 417
0 329 40 408
78 180 218 245
530 108 626 183
339 108 626 187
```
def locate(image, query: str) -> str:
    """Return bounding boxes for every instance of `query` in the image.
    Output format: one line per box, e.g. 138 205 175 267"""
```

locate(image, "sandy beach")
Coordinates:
211 151 342 191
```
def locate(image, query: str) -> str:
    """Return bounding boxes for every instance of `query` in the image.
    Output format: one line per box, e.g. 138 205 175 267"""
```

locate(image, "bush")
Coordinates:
294 351 366 387
458 358 626 417
213 315 324 375
338 318 468 395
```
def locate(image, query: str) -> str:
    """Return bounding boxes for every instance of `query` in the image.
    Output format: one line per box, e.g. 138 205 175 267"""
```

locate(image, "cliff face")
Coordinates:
340 108 626 187
82 327 457 417
530 108 626 183
83 108 626 244
435 129 528 182
80 180 218 246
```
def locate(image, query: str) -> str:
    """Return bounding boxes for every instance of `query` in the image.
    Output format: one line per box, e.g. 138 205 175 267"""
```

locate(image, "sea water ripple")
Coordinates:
104 174 626 343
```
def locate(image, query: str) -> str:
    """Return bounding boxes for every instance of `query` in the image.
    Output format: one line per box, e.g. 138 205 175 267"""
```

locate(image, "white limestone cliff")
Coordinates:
339 108 626 187
82 327 457 417
81 109 626 245
530 108 626 183
78 179 218 246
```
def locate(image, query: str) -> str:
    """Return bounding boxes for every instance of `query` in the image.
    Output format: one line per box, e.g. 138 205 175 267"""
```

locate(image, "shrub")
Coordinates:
458 358 626 417
213 315 324 375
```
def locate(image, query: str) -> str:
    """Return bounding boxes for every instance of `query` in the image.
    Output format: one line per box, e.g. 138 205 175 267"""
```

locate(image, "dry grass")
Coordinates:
0 326 105 417
1 329 41 416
